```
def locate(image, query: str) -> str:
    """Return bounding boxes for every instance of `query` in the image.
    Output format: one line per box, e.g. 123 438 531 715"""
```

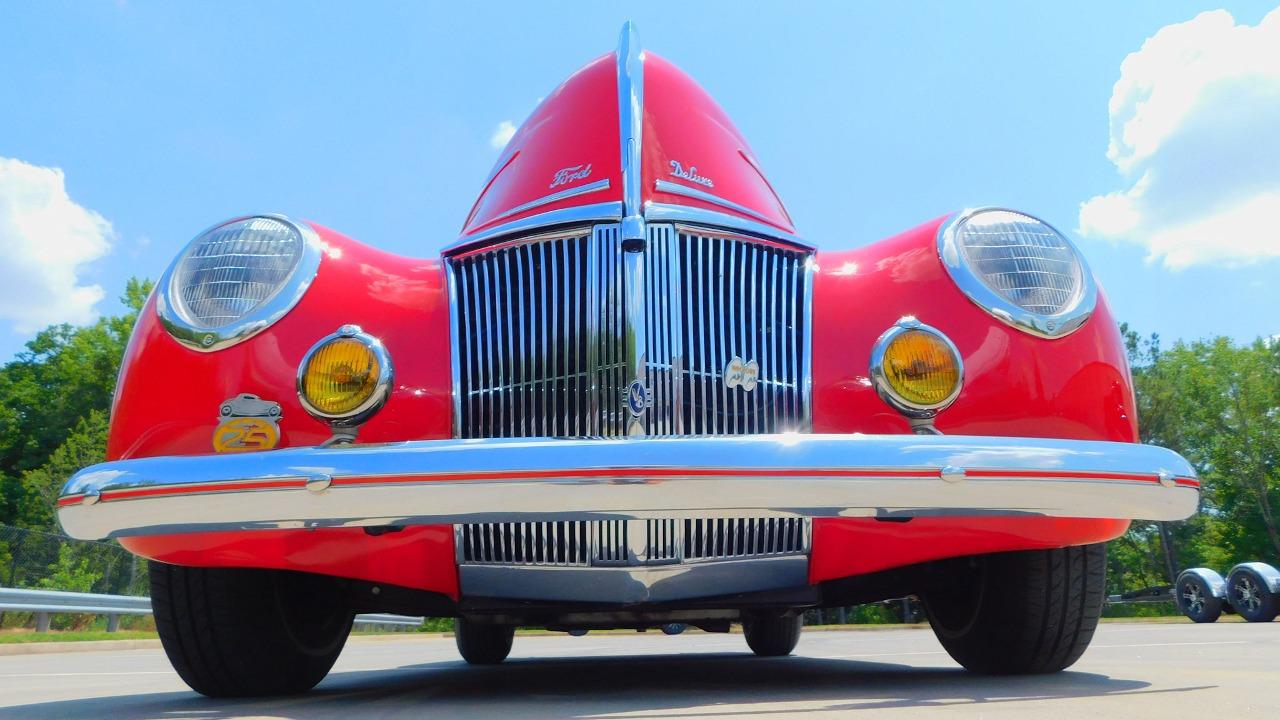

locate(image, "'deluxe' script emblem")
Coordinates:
724 357 759 392
550 164 592 189
669 160 714 188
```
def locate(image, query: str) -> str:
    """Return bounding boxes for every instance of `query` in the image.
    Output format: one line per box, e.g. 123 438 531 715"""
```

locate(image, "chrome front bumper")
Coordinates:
57 434 1198 542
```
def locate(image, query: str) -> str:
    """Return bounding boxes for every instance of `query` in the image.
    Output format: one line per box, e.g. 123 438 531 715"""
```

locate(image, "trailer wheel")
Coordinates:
1176 573 1223 623
454 618 515 664
922 543 1105 674
1227 567 1279 623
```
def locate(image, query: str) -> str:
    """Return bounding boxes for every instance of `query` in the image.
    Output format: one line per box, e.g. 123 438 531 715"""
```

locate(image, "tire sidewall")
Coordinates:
1176 575 1223 623
923 557 988 641
271 571 355 657
1228 568 1279 622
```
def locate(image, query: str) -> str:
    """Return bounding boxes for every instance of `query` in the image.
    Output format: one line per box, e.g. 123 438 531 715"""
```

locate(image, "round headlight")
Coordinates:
938 208 1096 338
157 215 322 351
297 325 393 427
870 318 963 418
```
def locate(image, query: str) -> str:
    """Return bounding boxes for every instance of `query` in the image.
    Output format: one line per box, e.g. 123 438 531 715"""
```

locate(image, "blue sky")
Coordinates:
2 1 1279 361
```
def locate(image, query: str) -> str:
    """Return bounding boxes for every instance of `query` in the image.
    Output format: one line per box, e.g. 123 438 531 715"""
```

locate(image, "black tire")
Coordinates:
455 618 514 664
1227 568 1279 623
150 563 353 697
922 543 1106 674
742 613 802 656
1175 574 1223 623
661 623 687 636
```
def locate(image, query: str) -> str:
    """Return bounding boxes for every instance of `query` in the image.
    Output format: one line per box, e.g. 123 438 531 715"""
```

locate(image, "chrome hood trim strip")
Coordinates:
487 179 612 224
617 21 645 241
57 434 1198 540
446 202 623 250
654 179 776 224
645 202 809 249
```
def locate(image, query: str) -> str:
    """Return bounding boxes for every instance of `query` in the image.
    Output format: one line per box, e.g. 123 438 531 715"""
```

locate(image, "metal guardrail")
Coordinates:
0 587 423 633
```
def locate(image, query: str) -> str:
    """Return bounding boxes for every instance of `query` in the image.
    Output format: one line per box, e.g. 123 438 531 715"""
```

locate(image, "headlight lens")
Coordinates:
870 318 963 417
158 215 321 351
297 325 393 426
938 209 1096 338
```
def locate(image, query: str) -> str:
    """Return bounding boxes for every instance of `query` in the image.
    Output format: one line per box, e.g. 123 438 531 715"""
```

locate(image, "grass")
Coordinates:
0 630 158 644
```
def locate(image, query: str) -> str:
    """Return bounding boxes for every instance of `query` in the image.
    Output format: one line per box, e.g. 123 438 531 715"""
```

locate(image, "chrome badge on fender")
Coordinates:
724 357 759 392
213 394 282 453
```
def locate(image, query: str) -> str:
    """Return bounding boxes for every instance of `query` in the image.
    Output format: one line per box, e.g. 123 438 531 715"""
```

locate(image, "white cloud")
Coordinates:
0 157 113 333
1078 8 1280 270
489 120 517 150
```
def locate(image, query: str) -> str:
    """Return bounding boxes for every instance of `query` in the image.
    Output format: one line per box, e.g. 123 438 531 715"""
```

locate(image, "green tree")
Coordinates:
1118 325 1280 590
37 544 102 593
0 278 152 526
17 411 109 529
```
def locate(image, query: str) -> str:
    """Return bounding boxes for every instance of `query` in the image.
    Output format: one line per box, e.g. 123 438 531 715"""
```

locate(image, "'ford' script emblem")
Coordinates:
669 160 714 188
551 163 592 189
626 380 651 418
725 357 760 392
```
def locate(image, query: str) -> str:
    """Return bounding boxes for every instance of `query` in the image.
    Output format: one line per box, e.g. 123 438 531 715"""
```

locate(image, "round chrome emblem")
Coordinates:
626 380 649 418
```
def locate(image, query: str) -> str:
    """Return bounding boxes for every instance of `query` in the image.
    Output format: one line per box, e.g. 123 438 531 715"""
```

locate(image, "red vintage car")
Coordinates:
57 24 1198 697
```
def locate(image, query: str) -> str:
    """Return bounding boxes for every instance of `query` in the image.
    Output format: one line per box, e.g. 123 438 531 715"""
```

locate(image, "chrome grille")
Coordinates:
955 210 1083 315
683 517 809 562
459 521 592 566
676 229 808 435
592 519 629 565
456 517 809 567
646 518 679 564
448 223 810 438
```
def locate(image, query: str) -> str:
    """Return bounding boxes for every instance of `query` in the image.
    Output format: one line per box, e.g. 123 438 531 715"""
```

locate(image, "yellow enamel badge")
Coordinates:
212 394 283 452
213 417 281 453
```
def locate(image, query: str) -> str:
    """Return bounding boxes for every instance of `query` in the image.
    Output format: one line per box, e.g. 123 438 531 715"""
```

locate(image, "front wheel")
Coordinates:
151 563 353 697
1227 567 1279 622
455 618 515 664
742 613 802 656
922 543 1106 674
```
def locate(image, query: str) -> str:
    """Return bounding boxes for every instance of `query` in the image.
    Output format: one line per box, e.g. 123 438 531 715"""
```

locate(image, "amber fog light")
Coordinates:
297 325 393 427
870 317 963 419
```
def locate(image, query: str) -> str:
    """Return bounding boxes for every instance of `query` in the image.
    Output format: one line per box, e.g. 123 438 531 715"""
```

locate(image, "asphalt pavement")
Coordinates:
0 621 1275 719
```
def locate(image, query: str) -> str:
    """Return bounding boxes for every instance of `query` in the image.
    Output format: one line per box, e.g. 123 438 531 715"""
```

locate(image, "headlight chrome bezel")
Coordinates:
157 214 323 352
937 208 1097 339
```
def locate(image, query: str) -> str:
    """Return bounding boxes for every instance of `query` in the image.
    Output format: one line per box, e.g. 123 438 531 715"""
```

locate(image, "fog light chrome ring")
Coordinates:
869 317 964 419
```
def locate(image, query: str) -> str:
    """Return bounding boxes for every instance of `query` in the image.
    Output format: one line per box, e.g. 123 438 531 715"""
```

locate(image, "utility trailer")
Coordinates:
1111 562 1280 623
1175 562 1280 623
